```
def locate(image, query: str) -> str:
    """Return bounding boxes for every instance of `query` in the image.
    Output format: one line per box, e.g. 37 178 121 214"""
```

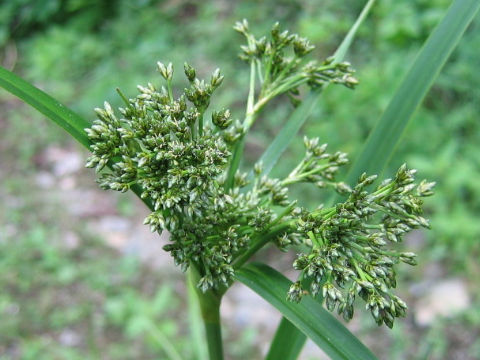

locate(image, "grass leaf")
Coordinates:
248 92 319 180
344 0 480 186
0 66 154 210
265 318 307 360
236 263 377 360
332 0 376 63
0 66 91 148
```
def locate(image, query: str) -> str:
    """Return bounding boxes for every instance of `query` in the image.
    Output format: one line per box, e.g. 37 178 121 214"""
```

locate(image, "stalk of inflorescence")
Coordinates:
190 265 224 360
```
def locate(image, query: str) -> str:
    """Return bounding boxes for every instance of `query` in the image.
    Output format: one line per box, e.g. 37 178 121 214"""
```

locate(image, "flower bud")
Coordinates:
157 61 173 80
211 68 224 88
212 109 232 129
184 62 196 82
233 19 249 34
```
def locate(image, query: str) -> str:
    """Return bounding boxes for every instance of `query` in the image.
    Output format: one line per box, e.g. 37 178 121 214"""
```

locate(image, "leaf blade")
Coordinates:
0 66 154 211
0 66 91 149
266 318 306 360
236 263 377 360
250 92 319 179
344 0 480 186
332 0 376 63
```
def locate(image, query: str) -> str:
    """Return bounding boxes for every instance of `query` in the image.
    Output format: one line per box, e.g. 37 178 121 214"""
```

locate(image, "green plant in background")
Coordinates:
1 0 479 359
0 0 119 46
0 224 185 360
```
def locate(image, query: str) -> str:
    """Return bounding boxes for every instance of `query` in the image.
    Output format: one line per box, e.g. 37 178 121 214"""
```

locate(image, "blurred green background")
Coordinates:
1 1 479 359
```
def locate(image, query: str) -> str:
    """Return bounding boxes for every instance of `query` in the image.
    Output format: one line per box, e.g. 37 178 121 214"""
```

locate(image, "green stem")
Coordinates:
198 107 206 137
282 163 331 186
225 138 245 190
187 271 209 360
225 60 256 190
203 305 223 360
233 205 342 267
243 60 257 130
190 266 224 360
256 59 264 83
167 78 174 102
266 201 297 229
115 87 130 107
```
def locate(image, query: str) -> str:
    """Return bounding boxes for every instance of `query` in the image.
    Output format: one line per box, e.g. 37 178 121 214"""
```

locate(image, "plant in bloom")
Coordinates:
85 20 434 328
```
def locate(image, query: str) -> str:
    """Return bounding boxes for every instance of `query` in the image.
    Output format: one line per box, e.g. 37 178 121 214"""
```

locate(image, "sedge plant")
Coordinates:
1 0 479 359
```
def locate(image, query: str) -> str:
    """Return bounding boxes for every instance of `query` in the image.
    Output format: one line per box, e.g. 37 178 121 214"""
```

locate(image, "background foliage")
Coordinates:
1 0 479 359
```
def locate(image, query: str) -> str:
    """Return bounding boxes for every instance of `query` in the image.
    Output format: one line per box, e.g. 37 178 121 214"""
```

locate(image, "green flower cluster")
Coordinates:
234 19 358 107
85 65 229 224
282 137 350 192
85 20 434 328
85 62 297 291
286 165 434 327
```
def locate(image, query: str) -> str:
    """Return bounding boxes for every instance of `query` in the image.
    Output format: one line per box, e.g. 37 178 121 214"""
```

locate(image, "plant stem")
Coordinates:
225 138 245 190
202 303 223 360
233 205 342 269
225 60 256 190
244 60 257 129
190 266 224 360
167 78 174 102
187 271 209 360
198 107 205 137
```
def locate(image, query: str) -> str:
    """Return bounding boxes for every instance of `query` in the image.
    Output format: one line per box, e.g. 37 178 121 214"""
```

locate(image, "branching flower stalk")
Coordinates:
85 20 434 359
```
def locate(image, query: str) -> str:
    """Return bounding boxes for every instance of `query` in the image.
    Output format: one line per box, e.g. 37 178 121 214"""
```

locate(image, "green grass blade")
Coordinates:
236 263 377 360
266 318 306 360
250 0 375 181
0 66 154 211
344 0 480 186
332 0 376 63
144 320 184 360
249 92 319 179
0 66 91 148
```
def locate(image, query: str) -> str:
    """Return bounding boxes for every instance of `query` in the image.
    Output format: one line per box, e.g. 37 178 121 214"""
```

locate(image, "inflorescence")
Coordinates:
233 19 357 109
85 20 434 328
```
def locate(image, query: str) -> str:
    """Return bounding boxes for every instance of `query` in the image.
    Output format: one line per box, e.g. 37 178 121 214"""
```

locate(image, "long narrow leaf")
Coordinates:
344 0 480 186
0 66 154 211
266 318 306 360
332 0 376 63
250 92 319 179
236 263 377 360
0 66 91 148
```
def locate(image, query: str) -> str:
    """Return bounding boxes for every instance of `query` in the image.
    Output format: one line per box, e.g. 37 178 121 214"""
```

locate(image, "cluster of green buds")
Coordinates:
85 60 298 291
85 20 434 328
233 19 357 107
286 165 435 327
85 64 230 224
282 137 350 194
86 63 233 287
